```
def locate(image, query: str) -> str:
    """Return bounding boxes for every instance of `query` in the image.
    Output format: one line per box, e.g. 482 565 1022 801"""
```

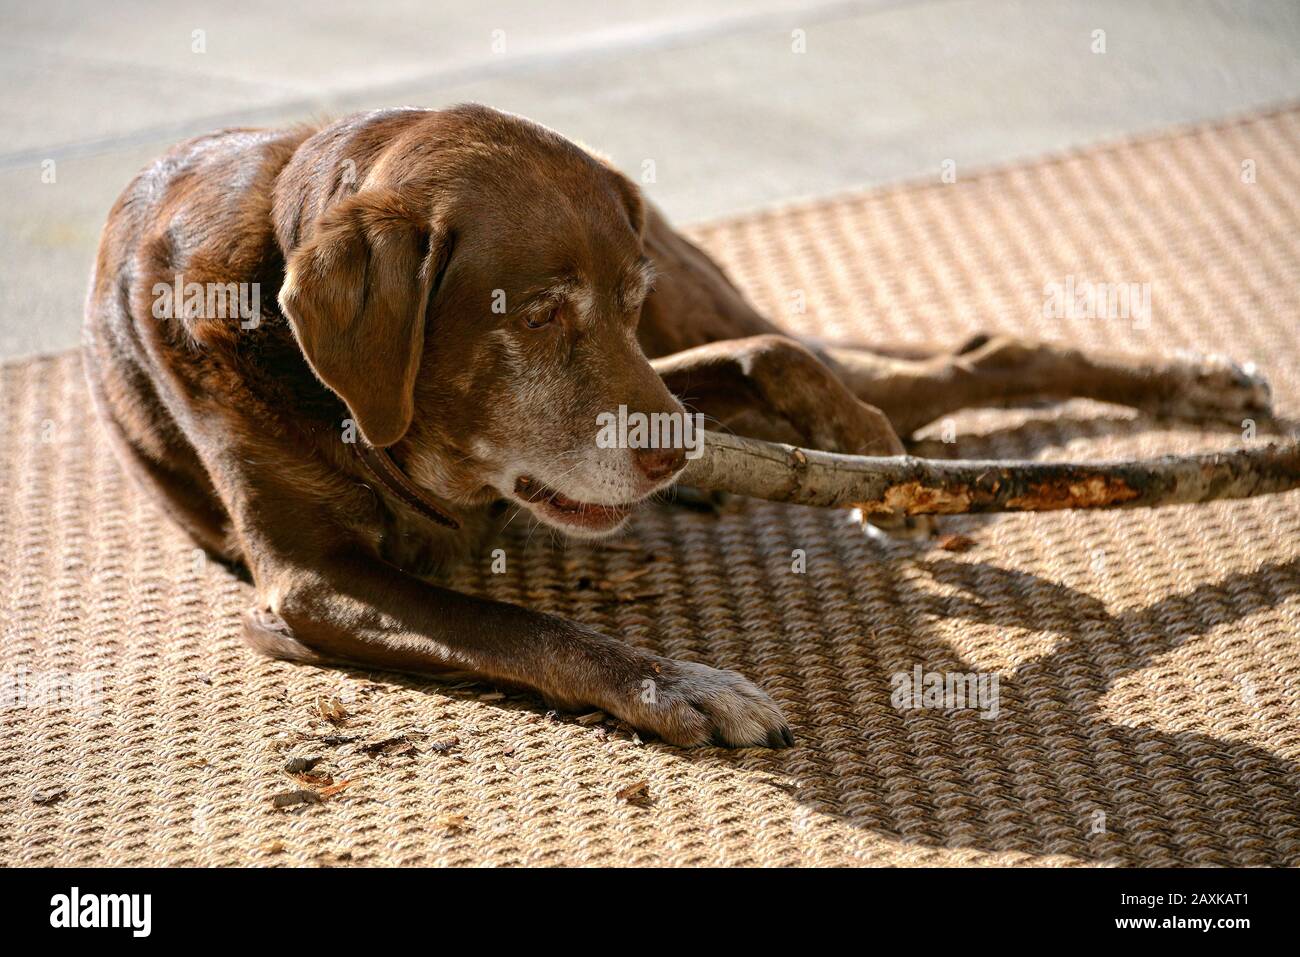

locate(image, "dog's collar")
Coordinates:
354 443 460 530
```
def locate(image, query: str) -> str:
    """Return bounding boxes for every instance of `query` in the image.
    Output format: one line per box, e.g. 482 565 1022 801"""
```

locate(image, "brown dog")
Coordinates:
83 105 1271 747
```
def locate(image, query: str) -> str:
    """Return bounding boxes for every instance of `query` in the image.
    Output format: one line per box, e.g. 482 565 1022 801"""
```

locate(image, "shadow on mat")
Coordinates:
771 554 1300 865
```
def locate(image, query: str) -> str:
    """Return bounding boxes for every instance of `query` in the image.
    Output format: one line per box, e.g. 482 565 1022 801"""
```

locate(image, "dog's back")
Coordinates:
83 126 314 562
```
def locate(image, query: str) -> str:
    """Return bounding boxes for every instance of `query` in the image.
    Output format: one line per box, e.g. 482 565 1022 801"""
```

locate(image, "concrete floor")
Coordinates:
2 0 1298 358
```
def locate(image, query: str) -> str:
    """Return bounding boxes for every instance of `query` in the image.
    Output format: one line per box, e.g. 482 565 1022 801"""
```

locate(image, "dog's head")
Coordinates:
275 105 690 538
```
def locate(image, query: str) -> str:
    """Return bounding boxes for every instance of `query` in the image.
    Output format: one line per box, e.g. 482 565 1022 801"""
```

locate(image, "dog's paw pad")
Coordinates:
629 660 793 749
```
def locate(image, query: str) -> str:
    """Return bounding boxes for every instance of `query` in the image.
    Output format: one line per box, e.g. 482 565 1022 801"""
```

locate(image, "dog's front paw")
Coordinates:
1149 352 1273 424
613 658 794 748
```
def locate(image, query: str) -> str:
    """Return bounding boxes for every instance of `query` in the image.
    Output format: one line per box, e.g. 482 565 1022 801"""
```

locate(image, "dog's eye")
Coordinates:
525 307 559 329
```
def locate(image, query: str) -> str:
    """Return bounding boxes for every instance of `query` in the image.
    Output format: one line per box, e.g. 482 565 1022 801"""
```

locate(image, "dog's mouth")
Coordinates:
513 475 636 532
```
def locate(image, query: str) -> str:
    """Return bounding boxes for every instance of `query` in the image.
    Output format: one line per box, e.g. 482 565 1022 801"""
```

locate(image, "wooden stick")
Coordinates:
678 430 1300 515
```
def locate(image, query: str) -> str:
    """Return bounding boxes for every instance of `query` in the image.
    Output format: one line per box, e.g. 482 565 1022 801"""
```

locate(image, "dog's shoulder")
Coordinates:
88 127 313 358
85 124 349 474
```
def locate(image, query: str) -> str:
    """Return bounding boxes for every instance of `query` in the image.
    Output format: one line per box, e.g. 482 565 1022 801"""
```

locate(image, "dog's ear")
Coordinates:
278 188 452 447
607 170 646 237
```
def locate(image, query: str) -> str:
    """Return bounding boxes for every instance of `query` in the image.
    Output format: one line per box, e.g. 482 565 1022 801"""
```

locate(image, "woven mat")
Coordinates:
3 108 1299 867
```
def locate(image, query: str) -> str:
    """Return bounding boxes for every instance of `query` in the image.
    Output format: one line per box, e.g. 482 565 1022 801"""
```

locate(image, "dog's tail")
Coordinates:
680 430 1300 515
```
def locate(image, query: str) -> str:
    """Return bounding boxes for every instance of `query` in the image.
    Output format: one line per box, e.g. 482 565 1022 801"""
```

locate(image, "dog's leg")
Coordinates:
242 561 792 748
818 335 1273 436
655 334 906 454
225 466 791 748
636 207 1268 437
653 334 933 537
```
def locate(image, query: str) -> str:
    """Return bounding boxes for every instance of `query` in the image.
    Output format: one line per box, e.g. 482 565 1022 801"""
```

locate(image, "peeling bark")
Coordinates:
678 431 1300 515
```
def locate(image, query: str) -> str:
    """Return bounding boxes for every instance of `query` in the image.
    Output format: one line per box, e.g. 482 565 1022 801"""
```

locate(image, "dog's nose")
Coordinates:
633 446 686 482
